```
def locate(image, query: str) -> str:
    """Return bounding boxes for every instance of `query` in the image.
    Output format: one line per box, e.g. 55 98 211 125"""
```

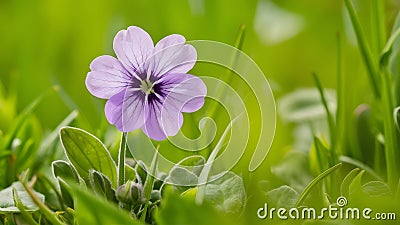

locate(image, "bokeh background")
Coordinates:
1 0 400 224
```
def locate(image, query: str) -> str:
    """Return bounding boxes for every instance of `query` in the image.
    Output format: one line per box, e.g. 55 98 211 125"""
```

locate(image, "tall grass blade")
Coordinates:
295 163 342 207
344 0 380 98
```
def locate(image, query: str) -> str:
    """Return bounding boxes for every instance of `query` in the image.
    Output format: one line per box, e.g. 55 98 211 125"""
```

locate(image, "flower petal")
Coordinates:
113 26 154 76
121 88 147 132
142 99 183 141
86 55 131 99
160 73 206 113
105 90 125 131
154 34 186 52
146 35 197 77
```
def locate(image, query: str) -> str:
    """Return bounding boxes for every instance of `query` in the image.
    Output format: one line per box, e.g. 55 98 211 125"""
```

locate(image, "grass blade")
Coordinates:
344 0 380 98
295 163 342 207
312 73 336 154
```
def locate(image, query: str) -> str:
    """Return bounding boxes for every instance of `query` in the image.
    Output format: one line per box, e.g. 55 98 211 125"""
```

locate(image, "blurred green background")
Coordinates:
1 0 400 224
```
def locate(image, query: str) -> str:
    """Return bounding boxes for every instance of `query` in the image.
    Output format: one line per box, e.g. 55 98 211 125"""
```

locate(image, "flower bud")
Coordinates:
115 181 133 203
130 182 145 204
116 181 145 205
150 190 161 203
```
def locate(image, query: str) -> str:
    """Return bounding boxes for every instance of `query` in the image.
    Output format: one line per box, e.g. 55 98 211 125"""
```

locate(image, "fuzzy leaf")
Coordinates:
59 127 117 186
135 160 148 184
70 183 142 225
156 188 234 225
349 170 365 197
265 185 299 208
203 172 246 214
362 181 392 197
125 164 137 182
169 167 198 187
340 168 361 197
176 155 205 177
0 182 44 212
88 170 115 202
52 160 80 182
57 177 74 209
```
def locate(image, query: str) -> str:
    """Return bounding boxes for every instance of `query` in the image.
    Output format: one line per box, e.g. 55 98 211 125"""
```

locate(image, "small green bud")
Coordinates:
130 182 145 204
150 190 161 203
115 181 133 203
116 181 145 205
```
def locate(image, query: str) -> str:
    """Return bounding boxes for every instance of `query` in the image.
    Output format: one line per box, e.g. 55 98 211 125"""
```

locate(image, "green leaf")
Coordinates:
381 11 400 68
70 182 142 225
135 160 148 184
353 104 375 162
344 0 380 97
0 182 44 213
59 127 117 186
295 163 342 207
349 170 365 196
52 161 81 208
176 155 205 177
167 155 206 192
312 73 336 148
203 172 246 214
125 164 137 182
88 170 116 202
340 168 361 197
2 89 52 151
12 189 39 225
156 188 235 225
52 160 80 183
168 167 198 188
310 136 330 175
196 116 240 204
264 185 299 208
57 177 74 209
362 181 392 197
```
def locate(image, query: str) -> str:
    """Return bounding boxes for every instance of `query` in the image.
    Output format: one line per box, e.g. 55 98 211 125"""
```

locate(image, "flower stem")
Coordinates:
381 69 399 188
117 132 127 187
139 145 159 223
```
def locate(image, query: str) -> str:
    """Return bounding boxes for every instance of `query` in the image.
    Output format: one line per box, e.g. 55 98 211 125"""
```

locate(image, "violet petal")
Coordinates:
122 89 147 132
105 90 125 131
161 73 206 113
86 55 131 99
113 26 154 76
146 35 197 77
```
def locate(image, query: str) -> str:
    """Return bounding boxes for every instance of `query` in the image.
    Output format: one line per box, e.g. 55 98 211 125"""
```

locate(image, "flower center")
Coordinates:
140 79 154 95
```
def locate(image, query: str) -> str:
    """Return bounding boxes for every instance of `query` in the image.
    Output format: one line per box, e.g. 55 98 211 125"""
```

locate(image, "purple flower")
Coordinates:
86 26 206 140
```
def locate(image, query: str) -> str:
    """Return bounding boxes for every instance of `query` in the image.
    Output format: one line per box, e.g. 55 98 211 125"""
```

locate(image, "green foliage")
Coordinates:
59 127 117 186
0 182 44 213
70 183 143 225
156 189 237 225
263 185 299 209
203 172 246 214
